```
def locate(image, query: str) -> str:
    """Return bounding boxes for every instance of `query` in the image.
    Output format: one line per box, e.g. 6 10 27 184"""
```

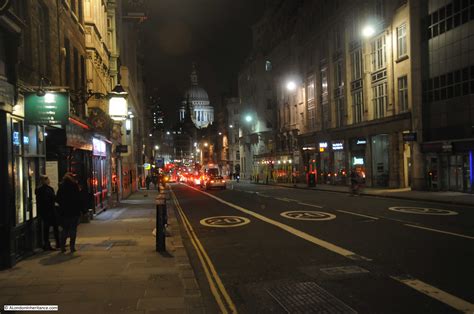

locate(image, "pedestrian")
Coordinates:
145 175 151 190
350 169 360 196
56 173 84 253
35 175 60 250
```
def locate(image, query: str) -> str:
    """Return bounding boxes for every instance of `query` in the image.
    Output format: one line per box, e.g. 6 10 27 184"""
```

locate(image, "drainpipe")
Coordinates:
56 0 62 85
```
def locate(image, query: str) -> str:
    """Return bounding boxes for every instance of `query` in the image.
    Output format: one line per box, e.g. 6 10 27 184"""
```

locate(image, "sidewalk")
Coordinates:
240 180 474 207
0 189 204 314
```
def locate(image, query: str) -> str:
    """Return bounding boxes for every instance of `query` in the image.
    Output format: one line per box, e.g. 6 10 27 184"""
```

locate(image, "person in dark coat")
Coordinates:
35 175 60 250
56 173 84 253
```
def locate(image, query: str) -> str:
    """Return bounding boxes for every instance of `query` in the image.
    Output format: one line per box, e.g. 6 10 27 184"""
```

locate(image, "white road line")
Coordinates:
298 202 323 209
391 276 474 313
405 224 474 240
275 197 294 202
188 185 371 261
336 210 379 220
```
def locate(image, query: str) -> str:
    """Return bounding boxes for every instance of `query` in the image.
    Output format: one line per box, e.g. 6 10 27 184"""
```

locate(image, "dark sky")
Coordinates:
143 0 264 127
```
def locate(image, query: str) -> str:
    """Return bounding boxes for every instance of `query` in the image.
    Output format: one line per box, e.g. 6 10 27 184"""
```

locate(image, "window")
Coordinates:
372 82 387 118
64 37 71 86
397 23 407 58
320 67 328 103
351 49 363 81
73 48 79 90
352 90 364 123
38 2 51 77
335 61 344 87
398 76 409 112
307 107 316 130
371 35 386 71
307 76 315 101
265 60 272 71
336 97 345 127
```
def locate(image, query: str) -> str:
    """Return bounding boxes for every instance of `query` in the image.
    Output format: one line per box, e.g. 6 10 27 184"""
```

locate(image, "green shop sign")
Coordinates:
25 92 70 125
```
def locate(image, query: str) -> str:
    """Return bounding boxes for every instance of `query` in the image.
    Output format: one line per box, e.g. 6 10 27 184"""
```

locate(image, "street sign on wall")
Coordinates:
25 92 70 125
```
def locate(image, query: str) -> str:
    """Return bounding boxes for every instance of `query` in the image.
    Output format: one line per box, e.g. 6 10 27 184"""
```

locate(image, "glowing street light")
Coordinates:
362 24 376 38
286 81 297 91
229 124 233 128
154 145 159 150
204 142 209 147
245 115 252 123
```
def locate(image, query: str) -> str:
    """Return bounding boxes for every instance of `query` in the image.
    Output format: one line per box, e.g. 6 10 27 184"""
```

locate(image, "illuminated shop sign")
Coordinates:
23 136 29 145
356 139 367 145
25 92 70 125
92 138 106 157
319 142 328 152
13 131 19 146
353 157 364 165
332 141 344 150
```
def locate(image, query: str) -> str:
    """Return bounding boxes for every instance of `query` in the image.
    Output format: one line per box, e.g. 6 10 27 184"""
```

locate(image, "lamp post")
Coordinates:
108 84 128 121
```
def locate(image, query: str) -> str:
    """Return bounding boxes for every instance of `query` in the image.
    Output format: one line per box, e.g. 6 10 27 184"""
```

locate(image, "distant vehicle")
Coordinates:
203 175 226 190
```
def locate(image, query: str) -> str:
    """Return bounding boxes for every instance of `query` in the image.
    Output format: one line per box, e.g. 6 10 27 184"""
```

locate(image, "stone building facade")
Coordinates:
238 0 426 189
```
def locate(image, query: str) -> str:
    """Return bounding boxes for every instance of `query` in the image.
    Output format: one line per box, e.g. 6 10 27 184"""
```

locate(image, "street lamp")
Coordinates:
286 81 297 91
362 24 376 38
154 145 159 150
245 115 252 123
204 142 208 147
108 84 128 121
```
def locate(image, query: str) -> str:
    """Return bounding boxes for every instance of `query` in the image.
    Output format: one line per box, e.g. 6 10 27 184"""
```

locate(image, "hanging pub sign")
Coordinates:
25 92 70 125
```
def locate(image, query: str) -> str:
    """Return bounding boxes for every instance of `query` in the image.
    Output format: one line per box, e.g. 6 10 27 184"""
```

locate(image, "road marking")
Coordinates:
281 211 336 221
201 216 251 228
389 206 458 216
187 185 371 261
336 210 379 220
405 224 474 240
391 276 474 313
170 188 237 313
275 197 295 202
298 202 323 209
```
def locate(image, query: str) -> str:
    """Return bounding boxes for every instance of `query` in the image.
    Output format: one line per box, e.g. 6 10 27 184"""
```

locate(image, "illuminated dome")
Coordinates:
179 63 214 129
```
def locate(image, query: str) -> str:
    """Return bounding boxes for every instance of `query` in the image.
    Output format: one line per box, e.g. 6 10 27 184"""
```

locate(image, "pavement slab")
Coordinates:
0 189 203 313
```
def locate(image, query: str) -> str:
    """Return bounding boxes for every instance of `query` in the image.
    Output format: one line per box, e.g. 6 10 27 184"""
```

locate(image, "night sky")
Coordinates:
143 0 264 127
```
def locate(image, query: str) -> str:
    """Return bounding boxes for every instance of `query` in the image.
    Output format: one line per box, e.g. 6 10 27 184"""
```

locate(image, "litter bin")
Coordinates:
308 173 316 187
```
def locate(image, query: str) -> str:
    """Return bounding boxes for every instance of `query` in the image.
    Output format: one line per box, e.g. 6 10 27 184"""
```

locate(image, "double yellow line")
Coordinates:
170 188 237 313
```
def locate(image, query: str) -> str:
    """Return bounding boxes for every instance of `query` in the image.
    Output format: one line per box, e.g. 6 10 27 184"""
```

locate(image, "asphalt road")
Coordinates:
170 181 474 313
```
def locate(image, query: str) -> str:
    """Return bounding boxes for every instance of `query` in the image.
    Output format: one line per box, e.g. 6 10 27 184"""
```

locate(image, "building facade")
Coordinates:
238 0 428 190
421 0 474 192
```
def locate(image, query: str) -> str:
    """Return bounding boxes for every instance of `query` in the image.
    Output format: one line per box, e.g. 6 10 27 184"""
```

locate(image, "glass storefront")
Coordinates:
332 141 346 184
426 153 472 192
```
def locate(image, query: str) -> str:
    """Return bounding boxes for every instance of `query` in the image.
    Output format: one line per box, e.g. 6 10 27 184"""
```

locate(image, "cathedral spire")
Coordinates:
190 62 198 86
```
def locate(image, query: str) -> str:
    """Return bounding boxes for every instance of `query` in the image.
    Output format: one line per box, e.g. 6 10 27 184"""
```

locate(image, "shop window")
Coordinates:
13 119 25 225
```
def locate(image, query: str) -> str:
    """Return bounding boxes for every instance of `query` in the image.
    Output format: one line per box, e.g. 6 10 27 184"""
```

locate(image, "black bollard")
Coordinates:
156 198 166 252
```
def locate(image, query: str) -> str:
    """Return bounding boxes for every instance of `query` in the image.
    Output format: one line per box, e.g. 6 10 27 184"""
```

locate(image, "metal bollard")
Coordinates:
155 197 166 252
158 192 168 225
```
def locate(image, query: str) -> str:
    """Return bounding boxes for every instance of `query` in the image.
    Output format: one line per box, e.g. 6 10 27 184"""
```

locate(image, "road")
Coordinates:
170 181 474 313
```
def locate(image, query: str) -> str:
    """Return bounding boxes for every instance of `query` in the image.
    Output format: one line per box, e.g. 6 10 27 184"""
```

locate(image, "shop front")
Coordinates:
92 138 110 212
0 95 46 269
423 141 473 192
349 137 367 180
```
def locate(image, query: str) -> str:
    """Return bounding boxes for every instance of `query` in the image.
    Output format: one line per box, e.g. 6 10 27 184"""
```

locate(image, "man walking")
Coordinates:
35 175 60 250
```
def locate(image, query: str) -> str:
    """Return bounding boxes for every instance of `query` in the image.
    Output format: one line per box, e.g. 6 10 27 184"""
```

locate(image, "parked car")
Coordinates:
203 175 226 190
